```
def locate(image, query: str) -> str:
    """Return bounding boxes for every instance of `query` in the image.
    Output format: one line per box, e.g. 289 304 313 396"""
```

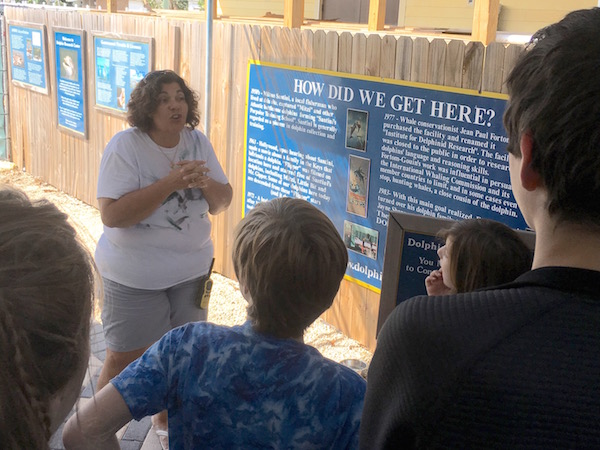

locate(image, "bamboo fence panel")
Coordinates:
2 6 525 350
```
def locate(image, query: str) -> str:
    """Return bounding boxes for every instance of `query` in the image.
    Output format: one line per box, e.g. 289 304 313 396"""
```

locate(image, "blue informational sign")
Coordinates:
8 23 48 94
93 35 152 113
396 231 442 304
244 61 527 293
54 29 86 137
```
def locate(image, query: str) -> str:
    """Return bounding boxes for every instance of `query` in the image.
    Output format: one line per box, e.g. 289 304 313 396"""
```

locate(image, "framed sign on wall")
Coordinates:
243 61 528 293
91 32 153 115
7 21 50 95
53 28 87 138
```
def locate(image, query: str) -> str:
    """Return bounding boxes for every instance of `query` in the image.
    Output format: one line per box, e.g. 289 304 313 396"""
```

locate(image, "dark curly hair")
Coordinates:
127 70 200 132
503 8 600 228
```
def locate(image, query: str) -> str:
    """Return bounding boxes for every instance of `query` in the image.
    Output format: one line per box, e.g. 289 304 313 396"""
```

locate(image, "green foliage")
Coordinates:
172 0 187 9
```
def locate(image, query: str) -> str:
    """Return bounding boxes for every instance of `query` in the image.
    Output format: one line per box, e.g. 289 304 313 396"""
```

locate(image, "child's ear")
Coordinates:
519 132 542 191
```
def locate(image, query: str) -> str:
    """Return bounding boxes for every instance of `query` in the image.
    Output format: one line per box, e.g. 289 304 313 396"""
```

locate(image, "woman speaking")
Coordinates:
94 70 232 447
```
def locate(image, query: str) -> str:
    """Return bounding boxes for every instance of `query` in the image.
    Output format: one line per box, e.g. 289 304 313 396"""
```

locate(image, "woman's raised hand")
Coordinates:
174 160 211 189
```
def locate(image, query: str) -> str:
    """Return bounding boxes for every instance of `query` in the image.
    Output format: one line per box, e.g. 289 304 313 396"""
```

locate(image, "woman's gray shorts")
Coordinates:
101 276 208 352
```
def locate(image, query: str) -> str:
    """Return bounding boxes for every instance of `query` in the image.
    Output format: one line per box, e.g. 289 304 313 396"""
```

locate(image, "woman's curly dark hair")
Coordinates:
127 70 200 132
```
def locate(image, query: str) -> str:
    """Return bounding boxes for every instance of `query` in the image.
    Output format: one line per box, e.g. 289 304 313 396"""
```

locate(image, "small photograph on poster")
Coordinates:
31 31 42 61
344 220 379 260
130 68 145 90
32 45 42 61
117 87 126 109
26 39 33 59
96 56 110 80
12 50 25 67
59 49 78 81
345 108 368 151
346 154 370 217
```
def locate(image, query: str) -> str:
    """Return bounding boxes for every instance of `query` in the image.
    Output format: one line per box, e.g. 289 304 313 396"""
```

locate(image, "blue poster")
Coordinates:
244 61 527 292
8 24 48 93
397 231 442 304
93 35 151 112
54 30 86 136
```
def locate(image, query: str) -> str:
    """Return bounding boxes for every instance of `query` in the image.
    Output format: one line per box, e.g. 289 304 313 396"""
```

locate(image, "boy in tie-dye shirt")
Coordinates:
64 198 366 449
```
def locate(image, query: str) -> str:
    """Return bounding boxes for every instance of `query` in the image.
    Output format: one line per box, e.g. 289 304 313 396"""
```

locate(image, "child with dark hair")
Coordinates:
425 218 532 295
0 185 94 449
64 197 366 449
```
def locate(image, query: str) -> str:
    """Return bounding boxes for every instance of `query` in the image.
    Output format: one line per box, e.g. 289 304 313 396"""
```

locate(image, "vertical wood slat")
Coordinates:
501 44 523 94
351 33 367 75
482 41 505 93
259 25 275 63
462 41 485 91
365 34 381 78
410 37 430 83
280 27 298 65
270 27 286 65
337 32 353 74
300 29 314 68
312 29 327 70
221 22 254 277
324 30 339 72
427 38 447 86
380 35 397 80
209 21 233 274
394 36 413 81
444 40 465 88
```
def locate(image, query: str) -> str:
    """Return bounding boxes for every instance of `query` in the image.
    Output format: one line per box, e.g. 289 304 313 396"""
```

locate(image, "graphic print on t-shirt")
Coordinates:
162 188 205 230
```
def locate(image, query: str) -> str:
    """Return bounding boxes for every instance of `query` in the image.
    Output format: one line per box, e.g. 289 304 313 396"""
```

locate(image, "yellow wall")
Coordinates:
403 0 597 34
218 0 322 20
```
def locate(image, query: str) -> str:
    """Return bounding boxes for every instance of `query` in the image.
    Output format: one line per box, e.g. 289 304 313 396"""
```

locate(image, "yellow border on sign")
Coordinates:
344 274 382 294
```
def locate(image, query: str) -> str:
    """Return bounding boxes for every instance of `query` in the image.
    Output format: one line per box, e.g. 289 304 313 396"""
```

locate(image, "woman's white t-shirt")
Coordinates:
95 127 228 289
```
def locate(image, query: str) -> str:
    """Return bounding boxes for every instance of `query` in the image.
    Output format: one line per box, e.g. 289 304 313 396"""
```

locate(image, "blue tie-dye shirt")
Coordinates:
112 321 366 449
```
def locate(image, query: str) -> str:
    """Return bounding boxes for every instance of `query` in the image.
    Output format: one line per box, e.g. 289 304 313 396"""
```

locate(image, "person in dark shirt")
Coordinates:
360 8 600 449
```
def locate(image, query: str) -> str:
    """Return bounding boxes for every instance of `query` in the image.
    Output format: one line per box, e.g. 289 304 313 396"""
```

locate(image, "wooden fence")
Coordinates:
3 6 523 350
